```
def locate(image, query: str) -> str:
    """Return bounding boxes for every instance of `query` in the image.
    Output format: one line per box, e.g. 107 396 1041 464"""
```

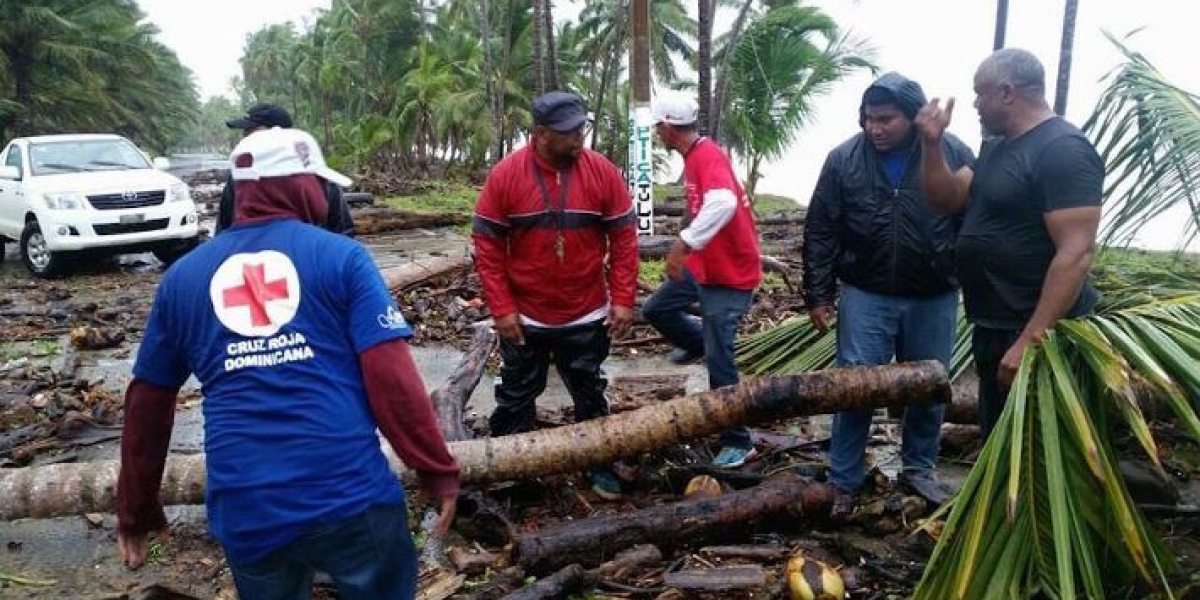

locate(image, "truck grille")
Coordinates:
87 191 166 210
94 218 170 235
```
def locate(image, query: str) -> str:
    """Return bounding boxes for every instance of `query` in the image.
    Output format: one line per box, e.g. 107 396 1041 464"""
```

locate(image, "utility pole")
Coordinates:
628 0 654 235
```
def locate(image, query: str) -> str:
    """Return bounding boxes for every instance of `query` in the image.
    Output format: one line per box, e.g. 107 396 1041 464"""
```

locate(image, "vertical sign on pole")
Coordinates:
628 0 653 235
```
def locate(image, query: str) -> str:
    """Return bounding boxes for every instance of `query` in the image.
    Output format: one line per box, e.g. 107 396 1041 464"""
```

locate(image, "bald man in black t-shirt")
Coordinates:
915 48 1103 436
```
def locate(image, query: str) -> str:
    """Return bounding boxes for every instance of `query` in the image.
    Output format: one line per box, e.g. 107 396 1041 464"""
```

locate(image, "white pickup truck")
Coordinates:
0 133 201 277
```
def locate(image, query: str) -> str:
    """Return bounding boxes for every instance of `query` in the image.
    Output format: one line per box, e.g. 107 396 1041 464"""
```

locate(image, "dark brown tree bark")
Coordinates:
432 325 496 442
501 564 594 600
696 0 714 137
1053 0 1079 115
515 473 832 573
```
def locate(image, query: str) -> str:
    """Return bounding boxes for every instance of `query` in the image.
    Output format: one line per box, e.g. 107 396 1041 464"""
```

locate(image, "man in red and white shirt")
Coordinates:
472 91 639 499
644 92 762 468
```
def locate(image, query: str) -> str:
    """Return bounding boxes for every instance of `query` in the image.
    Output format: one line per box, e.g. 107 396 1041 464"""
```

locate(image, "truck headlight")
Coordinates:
43 193 86 210
169 183 191 202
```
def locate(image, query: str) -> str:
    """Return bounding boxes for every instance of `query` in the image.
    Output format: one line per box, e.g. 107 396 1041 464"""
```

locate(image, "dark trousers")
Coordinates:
971 326 1022 437
490 320 610 436
228 502 415 600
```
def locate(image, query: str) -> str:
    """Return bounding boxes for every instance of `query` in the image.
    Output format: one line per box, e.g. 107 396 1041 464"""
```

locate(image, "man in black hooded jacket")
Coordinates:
802 72 975 518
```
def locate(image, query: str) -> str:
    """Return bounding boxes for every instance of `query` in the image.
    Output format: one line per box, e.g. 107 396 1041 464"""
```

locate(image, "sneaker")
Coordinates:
667 346 705 365
712 446 759 468
897 470 953 506
830 487 857 522
587 468 623 501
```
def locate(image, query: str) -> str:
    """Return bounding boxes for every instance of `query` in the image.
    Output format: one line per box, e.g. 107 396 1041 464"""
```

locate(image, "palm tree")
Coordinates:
719 5 874 195
1053 0 1079 115
696 0 714 136
0 0 197 147
1084 33 1200 251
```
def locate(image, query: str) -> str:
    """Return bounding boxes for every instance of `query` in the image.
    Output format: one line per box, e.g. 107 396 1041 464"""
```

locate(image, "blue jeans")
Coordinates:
643 268 755 448
228 502 417 600
828 284 958 493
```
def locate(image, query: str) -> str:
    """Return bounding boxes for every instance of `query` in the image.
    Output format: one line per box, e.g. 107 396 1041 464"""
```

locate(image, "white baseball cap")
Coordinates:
230 127 352 188
652 92 698 126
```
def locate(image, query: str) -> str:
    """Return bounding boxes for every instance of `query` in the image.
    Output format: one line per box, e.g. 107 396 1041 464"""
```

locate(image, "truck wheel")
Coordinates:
153 236 199 266
20 221 68 278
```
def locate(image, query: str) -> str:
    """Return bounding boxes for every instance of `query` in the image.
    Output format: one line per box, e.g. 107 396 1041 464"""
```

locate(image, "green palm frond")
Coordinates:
914 298 1200 599
1084 32 1200 251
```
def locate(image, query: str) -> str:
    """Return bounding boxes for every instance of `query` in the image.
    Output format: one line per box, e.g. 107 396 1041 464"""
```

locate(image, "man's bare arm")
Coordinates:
916 98 973 214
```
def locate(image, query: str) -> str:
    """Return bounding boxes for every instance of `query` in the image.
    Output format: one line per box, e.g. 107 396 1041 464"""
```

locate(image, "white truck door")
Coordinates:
0 143 27 239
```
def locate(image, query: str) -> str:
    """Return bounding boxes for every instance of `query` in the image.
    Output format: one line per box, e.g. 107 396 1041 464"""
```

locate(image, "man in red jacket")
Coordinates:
472 91 639 500
644 92 763 468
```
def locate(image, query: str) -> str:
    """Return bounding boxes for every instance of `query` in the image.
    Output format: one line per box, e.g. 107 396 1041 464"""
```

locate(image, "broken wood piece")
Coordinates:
417 567 467 600
448 546 501 575
699 545 791 560
500 564 594 600
663 564 767 591
432 324 496 442
0 361 946 519
593 544 663 579
351 206 469 235
461 567 526 600
515 473 834 573
379 254 472 291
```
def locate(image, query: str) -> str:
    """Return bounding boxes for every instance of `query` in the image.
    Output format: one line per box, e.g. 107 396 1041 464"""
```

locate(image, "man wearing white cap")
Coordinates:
116 127 459 598
644 92 763 468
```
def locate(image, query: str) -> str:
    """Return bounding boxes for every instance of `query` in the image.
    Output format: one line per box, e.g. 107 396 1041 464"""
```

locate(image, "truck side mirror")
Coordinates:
0 165 20 180
153 157 171 170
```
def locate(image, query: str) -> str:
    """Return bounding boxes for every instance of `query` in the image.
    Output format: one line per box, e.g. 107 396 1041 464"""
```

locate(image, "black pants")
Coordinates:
971 326 1022 437
489 320 610 436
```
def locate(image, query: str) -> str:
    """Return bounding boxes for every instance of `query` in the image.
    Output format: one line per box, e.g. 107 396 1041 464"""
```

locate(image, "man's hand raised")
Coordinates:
915 97 955 145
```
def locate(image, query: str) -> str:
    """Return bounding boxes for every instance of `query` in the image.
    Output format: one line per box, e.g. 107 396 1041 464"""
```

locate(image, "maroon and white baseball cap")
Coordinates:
230 127 352 188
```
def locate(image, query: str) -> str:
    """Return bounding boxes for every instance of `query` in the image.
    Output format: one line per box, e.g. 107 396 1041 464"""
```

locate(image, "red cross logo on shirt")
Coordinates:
222 263 290 326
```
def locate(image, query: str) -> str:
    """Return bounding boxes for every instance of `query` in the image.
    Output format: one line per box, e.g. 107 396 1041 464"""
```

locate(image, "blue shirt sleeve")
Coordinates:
132 280 191 389
344 245 413 353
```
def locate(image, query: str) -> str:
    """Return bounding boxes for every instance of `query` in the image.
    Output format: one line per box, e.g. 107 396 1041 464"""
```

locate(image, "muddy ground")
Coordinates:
1 199 1198 599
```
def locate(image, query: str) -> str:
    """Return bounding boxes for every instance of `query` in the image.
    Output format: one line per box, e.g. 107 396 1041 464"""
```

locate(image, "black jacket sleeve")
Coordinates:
802 152 844 308
215 174 235 234
323 182 356 237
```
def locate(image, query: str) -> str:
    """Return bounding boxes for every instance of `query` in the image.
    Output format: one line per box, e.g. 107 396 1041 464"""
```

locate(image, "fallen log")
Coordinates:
0 361 946 520
352 206 469 235
515 473 832 573
379 254 472 291
663 565 767 592
500 564 594 600
431 324 496 442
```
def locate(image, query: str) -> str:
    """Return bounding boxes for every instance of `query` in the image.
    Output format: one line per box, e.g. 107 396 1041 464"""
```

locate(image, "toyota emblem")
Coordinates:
121 190 139 202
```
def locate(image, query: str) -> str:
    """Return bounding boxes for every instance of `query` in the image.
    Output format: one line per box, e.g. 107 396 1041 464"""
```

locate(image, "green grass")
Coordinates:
752 192 801 216
0 340 58 361
1096 246 1200 273
381 182 479 216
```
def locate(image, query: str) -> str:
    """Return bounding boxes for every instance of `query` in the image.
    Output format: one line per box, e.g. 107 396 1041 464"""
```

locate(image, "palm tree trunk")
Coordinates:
992 0 1009 50
697 0 714 136
1053 0 1079 116
477 0 505 164
544 0 560 91
0 362 947 520
711 0 755 144
531 0 546 96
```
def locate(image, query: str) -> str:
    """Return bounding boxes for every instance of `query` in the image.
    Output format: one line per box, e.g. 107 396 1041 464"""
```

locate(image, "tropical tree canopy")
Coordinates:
0 0 198 152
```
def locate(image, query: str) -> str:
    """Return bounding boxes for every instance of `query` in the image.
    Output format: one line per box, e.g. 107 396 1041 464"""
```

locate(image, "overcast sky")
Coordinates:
136 0 1194 250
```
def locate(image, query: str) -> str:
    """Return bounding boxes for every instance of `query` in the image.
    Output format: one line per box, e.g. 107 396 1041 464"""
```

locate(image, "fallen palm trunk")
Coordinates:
352 206 470 235
432 324 495 442
379 254 472 290
515 473 832 573
0 361 946 520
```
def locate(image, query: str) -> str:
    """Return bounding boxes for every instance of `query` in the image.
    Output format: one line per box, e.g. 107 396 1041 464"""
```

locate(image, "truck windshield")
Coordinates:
28 139 153 176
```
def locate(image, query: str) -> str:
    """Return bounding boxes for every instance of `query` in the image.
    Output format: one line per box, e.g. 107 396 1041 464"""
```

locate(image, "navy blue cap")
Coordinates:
532 91 588 132
226 103 293 130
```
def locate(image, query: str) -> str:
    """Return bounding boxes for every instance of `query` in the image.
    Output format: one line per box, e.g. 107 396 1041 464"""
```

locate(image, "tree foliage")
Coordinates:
0 0 198 152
